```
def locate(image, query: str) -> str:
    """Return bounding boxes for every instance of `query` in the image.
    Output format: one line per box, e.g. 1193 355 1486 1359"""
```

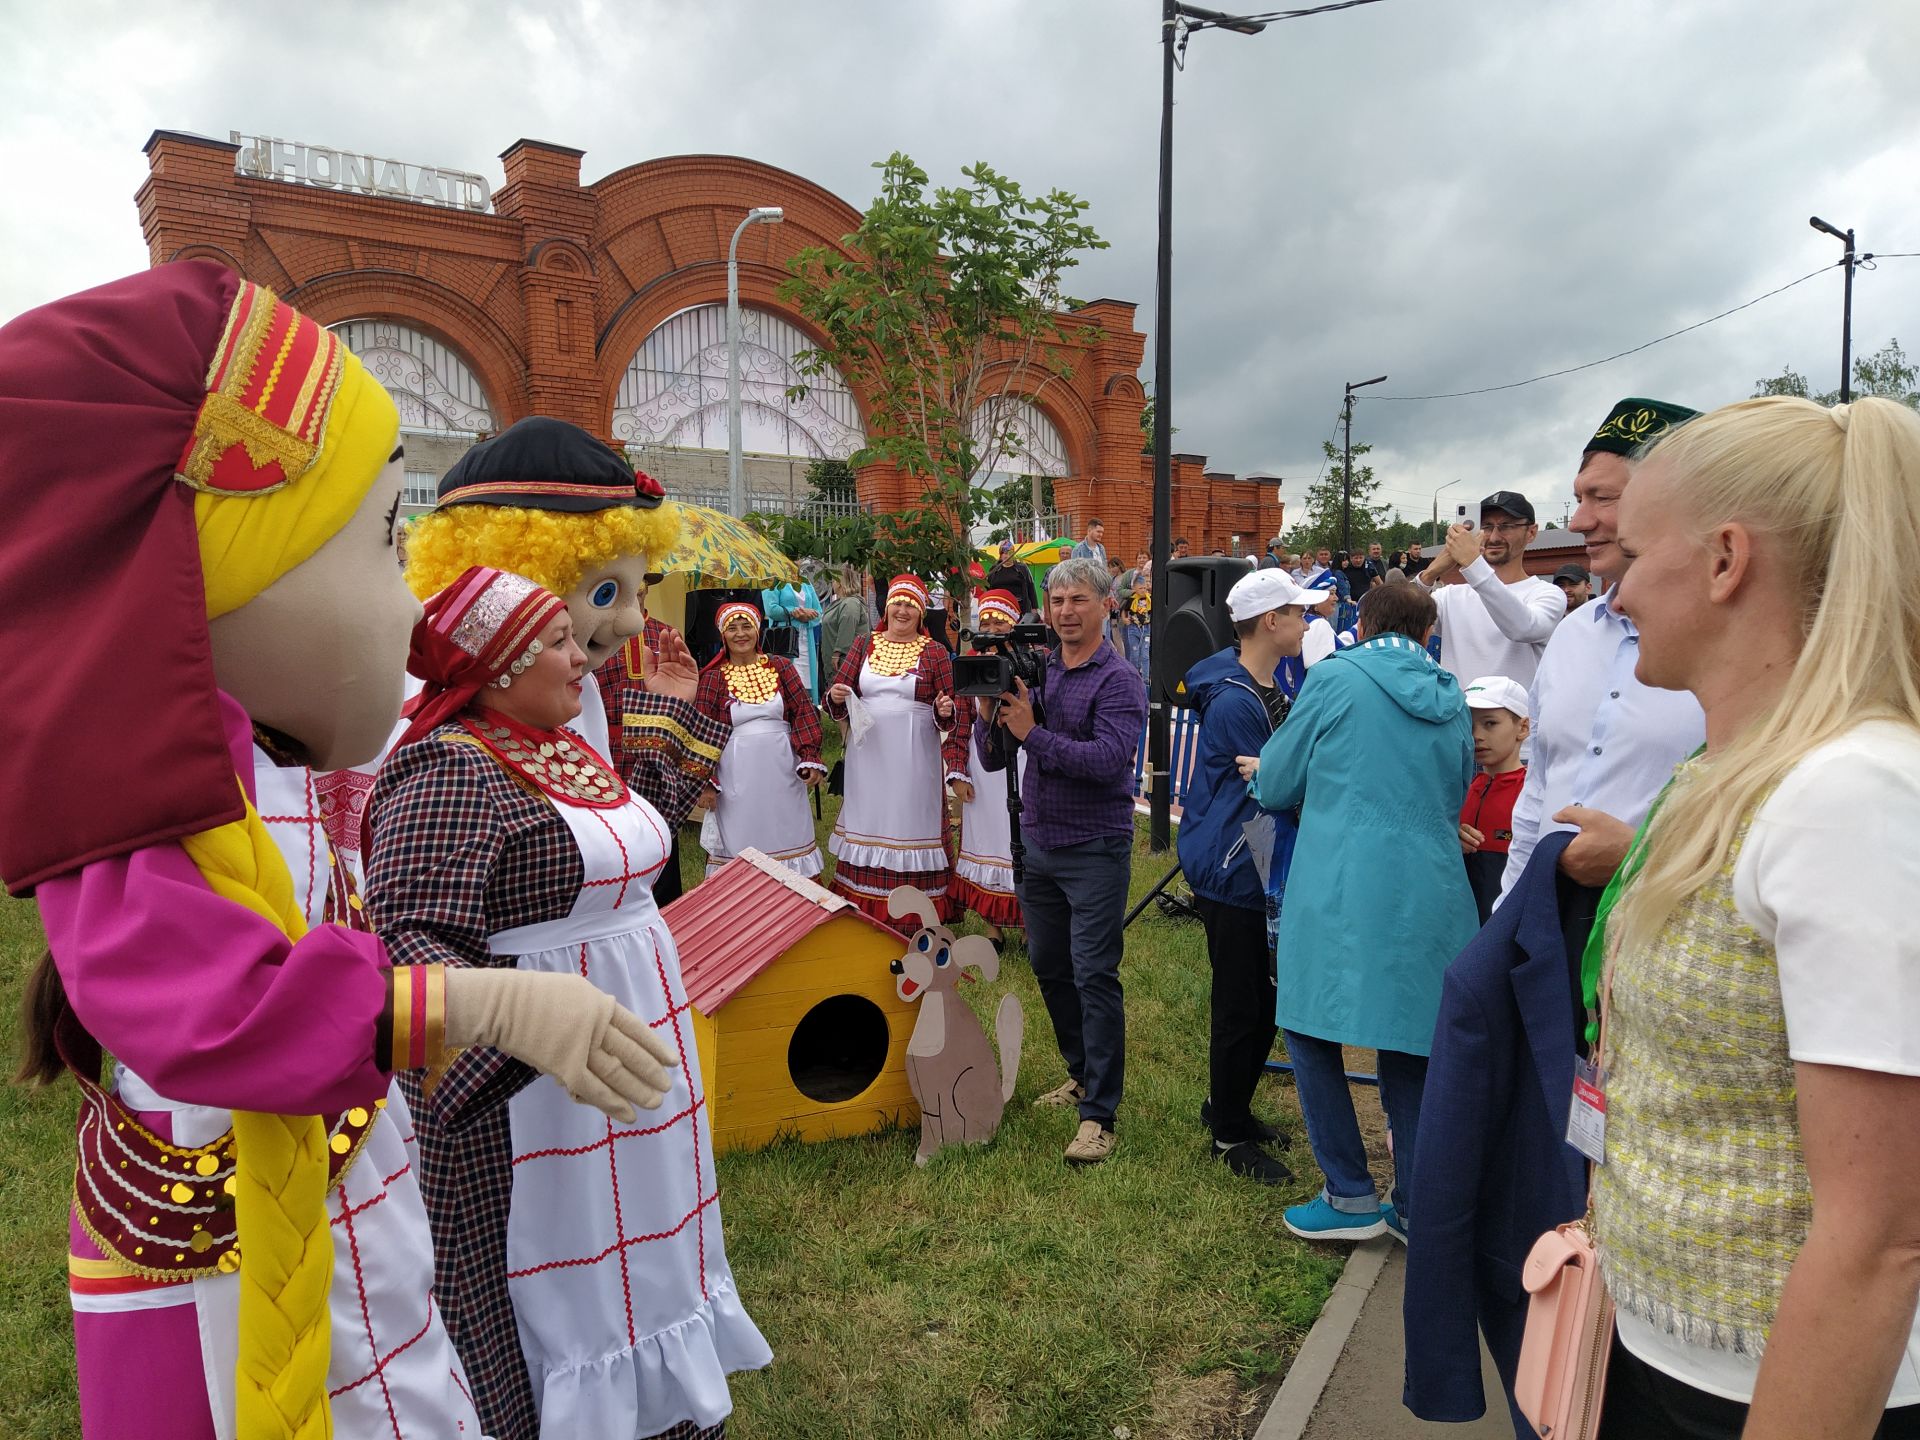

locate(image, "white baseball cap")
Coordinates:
1227 568 1322 622
1463 675 1531 720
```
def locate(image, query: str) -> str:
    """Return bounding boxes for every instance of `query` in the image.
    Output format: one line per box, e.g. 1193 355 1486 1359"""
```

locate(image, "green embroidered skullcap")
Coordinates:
1585 397 1699 458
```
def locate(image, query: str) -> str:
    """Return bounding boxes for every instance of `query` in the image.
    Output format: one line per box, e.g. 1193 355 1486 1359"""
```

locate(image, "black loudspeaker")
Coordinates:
1156 556 1254 707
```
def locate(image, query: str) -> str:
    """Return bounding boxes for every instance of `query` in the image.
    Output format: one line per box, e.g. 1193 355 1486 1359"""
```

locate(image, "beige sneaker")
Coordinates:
1064 1119 1116 1166
1033 1077 1087 1109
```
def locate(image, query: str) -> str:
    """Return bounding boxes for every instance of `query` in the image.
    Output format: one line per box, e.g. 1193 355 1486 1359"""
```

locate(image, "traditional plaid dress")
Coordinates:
694 653 825 878
365 724 768 1440
950 728 1027 928
822 632 972 929
597 625 730 832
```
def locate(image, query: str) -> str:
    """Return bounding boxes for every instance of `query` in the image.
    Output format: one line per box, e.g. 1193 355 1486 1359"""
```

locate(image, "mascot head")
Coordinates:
401 417 682 668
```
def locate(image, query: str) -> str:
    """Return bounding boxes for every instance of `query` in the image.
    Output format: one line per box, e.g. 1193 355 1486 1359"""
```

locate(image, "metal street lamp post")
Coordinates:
1340 374 1387 554
1430 477 1462 536
1808 215 1866 403
728 206 785 517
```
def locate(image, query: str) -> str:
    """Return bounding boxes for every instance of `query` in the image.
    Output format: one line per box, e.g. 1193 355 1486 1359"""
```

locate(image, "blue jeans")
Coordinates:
1122 623 1150 681
1282 1030 1429 1222
1019 833 1132 1127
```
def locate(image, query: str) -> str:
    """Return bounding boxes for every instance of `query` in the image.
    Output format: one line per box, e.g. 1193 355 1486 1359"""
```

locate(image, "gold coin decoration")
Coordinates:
169 1182 193 1203
466 721 629 806
194 1154 219 1177
723 659 780 706
869 635 928 677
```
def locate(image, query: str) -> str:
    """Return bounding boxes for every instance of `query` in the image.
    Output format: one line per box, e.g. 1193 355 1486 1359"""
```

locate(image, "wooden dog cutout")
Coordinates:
887 887 1023 1165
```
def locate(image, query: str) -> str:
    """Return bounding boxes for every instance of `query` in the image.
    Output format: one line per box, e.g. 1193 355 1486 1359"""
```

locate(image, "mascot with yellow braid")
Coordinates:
0 261 677 1439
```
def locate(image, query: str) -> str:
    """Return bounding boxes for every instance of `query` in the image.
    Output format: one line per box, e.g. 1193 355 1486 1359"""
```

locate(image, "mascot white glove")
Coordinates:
443 969 677 1123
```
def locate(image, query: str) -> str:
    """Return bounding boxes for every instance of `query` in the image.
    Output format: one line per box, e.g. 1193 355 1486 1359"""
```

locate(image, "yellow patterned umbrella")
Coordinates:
662 504 802 589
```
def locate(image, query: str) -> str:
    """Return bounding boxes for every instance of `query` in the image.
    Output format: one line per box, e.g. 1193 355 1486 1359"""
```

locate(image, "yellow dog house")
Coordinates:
664 849 919 1154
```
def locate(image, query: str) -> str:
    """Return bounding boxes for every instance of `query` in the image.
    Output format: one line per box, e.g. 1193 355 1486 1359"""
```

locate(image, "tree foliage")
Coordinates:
1751 338 1919 409
779 153 1106 592
1281 440 1393 555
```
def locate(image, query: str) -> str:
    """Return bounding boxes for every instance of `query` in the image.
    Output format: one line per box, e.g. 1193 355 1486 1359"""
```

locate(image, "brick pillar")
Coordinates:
494 140 602 435
138 131 251 270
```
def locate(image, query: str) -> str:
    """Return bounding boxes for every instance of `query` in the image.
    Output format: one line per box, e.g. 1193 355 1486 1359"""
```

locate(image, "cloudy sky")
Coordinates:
4 0 1916 524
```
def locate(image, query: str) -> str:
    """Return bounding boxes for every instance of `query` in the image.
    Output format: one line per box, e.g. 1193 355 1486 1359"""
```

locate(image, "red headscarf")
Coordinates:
396 566 567 750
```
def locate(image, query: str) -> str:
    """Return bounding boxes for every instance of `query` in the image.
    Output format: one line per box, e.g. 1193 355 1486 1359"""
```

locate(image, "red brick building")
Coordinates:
137 131 1280 554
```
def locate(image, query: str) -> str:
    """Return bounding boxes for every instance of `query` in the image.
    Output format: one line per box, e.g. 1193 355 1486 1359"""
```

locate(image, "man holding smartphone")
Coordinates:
1416 491 1564 689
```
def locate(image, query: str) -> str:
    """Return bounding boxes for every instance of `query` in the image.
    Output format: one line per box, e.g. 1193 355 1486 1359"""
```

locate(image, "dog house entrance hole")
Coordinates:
787 994 889 1103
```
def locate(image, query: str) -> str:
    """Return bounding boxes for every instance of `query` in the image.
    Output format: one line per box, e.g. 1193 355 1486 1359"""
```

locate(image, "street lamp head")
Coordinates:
749 206 785 223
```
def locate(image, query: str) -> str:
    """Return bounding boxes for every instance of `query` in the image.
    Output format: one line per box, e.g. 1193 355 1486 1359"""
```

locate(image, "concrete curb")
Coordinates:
1252 1237 1396 1440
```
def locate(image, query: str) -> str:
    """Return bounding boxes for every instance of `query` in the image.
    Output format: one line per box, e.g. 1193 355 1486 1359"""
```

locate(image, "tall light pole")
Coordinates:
1148 0 1265 852
728 206 784 517
1809 215 1868 403
1340 374 1387 554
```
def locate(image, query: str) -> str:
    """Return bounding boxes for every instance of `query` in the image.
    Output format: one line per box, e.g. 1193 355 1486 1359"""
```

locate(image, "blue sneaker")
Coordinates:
1382 1203 1408 1246
1284 1195 1386 1243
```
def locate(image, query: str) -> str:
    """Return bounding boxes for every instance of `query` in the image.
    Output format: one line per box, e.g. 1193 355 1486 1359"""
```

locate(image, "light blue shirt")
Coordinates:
1495 595 1706 905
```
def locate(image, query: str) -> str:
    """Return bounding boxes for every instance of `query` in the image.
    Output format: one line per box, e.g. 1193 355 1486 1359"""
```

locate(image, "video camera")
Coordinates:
952 623 1053 698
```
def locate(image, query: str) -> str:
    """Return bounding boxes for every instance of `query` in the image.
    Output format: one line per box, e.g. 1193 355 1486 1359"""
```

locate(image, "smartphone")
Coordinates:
1456 503 1471 529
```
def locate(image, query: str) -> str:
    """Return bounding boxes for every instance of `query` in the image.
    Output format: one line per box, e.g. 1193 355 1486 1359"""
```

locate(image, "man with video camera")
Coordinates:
973 556 1147 1167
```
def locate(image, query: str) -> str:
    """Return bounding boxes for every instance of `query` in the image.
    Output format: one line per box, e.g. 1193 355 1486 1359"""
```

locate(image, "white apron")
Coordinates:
488 786 770 1437
954 731 1027 895
827 662 947 873
90 753 482 1440
707 690 822 878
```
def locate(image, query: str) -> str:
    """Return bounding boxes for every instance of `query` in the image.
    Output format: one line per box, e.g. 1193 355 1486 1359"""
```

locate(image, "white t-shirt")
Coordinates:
1615 720 1920 1405
1422 557 1564 689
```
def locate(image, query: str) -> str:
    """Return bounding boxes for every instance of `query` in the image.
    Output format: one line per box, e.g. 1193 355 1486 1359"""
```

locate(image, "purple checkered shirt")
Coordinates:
977 637 1147 850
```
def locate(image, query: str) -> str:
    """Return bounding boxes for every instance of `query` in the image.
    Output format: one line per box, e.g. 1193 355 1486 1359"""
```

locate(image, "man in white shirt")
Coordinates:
1415 491 1565 690
1493 398 1702 1030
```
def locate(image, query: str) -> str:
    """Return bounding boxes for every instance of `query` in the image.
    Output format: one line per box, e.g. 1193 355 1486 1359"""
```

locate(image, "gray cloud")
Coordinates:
3 0 1915 522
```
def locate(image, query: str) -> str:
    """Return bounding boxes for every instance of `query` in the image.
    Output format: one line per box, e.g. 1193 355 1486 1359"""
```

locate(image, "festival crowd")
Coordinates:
1 261 1916 1440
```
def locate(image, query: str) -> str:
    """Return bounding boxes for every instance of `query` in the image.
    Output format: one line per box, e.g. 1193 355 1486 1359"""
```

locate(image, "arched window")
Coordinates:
611 304 865 460
329 319 495 433
972 397 1069 482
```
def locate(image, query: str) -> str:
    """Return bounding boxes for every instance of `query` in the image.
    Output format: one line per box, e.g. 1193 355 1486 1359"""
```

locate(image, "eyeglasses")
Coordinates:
1480 521 1531 536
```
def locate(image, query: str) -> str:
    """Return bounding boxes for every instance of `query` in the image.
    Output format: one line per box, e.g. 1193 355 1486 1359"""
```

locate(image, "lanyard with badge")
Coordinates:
1563 758 1695 1165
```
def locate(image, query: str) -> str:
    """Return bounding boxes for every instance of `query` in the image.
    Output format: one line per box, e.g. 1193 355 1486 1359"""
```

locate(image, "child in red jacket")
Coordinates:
1459 676 1530 923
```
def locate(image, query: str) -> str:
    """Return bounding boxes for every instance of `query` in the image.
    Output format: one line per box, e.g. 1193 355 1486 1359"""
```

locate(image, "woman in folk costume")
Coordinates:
823 574 972 929
601 578 701 904
0 263 671 1440
761 574 825 702
320 427 727 880
948 588 1027 939
363 567 771 1440
694 600 827 877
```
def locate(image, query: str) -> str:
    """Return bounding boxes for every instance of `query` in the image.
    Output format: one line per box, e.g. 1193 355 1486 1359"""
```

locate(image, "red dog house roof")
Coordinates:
664 849 899 1014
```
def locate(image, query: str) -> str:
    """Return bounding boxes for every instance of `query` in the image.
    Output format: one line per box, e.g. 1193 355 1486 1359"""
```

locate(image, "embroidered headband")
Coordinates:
715 600 763 634
886 574 930 612
976 588 1021 624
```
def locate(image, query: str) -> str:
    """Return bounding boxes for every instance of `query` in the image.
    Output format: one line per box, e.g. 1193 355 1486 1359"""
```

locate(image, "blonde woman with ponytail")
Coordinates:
0 264 672 1440
1588 395 1920 1438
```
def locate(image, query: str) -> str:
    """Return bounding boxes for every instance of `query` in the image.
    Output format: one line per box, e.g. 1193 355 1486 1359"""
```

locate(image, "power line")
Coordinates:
1371 262 1838 402
1185 0 1389 27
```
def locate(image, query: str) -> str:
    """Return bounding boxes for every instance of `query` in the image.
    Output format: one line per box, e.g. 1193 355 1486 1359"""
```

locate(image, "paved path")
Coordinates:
1257 1238 1516 1440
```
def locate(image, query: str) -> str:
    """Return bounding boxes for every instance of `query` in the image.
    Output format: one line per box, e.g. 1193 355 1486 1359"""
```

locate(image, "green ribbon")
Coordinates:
1578 751 1703 1045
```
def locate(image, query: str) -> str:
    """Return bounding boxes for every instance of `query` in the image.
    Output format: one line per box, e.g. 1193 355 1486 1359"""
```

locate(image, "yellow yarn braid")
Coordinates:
181 787 333 1440
179 291 397 1440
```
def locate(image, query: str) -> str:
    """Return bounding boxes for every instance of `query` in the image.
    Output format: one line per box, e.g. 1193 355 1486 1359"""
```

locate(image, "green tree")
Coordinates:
779 152 1106 592
1281 440 1392 555
804 457 859 505
1751 338 1919 409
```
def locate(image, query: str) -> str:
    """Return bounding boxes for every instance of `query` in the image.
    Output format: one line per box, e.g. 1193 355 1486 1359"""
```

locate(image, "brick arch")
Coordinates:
1104 371 1145 401
974 365 1099 483
283 270 530 427
529 237 594 277
164 242 245 273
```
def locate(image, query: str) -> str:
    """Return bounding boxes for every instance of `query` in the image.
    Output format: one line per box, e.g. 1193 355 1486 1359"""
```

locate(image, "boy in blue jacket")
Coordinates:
1177 568 1319 1182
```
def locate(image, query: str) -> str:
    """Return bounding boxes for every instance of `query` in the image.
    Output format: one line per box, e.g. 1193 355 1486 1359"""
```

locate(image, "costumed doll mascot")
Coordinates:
947 588 1027 938
694 599 828 878
363 568 772 1440
0 263 676 1440
319 420 729 884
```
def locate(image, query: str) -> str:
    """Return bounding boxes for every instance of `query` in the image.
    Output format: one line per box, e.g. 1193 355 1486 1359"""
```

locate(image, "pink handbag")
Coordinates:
1515 1216 1614 1438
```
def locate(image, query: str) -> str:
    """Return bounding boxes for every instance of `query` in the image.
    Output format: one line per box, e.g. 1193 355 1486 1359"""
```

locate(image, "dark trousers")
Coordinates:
653 830 684 907
1195 896 1276 1143
1601 1337 1920 1439
1019 833 1131 1127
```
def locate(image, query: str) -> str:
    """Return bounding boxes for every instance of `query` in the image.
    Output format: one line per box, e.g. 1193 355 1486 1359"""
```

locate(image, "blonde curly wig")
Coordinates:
404 501 683 600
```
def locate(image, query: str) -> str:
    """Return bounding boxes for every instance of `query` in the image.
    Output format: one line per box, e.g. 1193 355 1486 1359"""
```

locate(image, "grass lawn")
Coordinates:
0 740 1397 1439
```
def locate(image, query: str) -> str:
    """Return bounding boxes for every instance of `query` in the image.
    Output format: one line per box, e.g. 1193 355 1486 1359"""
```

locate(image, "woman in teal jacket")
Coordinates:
762 577 824 702
1249 583 1476 1243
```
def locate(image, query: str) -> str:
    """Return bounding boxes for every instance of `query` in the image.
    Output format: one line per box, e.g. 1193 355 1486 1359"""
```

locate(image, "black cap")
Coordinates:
1480 490 1535 524
1552 563 1590 585
436 416 664 512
